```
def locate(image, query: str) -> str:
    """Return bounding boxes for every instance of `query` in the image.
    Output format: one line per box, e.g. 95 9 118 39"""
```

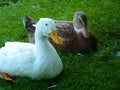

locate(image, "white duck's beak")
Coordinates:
49 30 63 45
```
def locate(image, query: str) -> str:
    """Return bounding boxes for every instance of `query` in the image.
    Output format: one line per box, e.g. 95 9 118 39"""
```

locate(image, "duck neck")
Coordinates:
74 26 90 38
34 30 51 59
32 29 57 75
74 26 82 32
81 27 90 38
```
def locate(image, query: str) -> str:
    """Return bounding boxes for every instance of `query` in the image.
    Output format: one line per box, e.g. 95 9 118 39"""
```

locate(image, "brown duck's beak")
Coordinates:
49 30 63 45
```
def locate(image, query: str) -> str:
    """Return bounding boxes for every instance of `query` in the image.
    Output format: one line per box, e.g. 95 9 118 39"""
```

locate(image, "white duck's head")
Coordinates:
34 18 63 44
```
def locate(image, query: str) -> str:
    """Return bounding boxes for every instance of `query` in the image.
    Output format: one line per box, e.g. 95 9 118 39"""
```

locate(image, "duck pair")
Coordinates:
0 11 98 83
23 11 98 53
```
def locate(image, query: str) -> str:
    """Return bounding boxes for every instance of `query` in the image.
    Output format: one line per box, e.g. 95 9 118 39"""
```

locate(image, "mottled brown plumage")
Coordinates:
23 11 98 53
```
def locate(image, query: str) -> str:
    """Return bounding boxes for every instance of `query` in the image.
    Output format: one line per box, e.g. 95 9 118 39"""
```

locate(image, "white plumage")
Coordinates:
0 18 63 81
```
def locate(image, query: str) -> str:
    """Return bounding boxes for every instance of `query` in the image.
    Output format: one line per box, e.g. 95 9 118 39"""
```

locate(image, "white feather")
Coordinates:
0 18 63 80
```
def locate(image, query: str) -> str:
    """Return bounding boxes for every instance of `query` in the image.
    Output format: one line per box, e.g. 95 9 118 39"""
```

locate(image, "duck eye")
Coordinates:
45 24 48 26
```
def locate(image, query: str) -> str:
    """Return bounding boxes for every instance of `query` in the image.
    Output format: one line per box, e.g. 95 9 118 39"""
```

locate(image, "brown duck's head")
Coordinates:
23 16 37 33
73 11 90 38
73 11 87 29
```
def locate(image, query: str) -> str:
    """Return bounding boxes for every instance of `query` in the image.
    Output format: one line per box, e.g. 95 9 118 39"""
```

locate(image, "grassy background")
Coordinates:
0 0 120 90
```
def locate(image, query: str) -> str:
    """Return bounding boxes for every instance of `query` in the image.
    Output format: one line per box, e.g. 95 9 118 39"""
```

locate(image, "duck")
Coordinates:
0 18 63 83
23 11 98 53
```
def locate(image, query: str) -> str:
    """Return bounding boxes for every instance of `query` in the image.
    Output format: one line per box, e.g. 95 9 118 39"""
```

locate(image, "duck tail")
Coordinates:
23 16 36 32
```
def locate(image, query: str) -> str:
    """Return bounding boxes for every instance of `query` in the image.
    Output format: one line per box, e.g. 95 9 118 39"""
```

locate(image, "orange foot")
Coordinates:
0 72 17 83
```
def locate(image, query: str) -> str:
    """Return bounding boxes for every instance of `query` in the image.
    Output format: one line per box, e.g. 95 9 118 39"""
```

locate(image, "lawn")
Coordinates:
0 0 120 90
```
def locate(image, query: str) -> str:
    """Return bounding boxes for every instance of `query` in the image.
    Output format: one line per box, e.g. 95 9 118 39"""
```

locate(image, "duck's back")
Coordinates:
0 42 35 76
2 42 35 57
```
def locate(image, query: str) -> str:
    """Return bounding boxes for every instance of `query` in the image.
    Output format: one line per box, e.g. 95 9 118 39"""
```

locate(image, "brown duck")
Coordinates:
23 11 98 53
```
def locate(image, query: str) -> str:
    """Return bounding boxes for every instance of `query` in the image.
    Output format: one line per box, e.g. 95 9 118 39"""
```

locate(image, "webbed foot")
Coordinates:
0 72 16 83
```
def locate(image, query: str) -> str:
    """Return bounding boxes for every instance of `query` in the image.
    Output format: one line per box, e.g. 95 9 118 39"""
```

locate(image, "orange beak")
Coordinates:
49 30 63 45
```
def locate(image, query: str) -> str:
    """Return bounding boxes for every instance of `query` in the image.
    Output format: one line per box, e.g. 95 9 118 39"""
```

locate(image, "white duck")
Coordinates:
0 18 63 83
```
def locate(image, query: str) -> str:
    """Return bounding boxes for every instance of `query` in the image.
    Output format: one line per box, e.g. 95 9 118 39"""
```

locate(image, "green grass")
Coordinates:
0 0 120 90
